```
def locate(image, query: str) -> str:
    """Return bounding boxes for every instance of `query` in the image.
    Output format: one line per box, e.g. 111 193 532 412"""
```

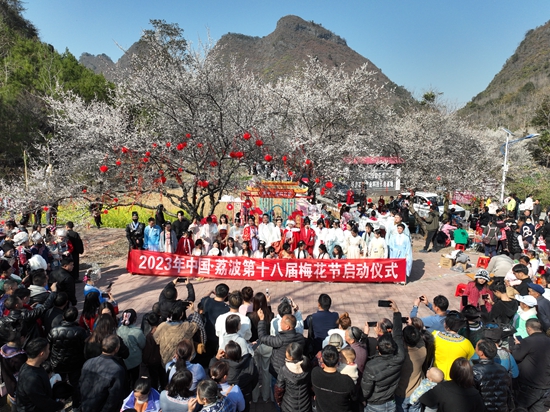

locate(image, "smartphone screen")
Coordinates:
461 295 468 306
378 300 392 307
367 321 378 327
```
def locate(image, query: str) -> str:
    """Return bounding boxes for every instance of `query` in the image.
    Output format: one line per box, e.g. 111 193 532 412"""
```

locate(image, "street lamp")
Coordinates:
499 128 540 203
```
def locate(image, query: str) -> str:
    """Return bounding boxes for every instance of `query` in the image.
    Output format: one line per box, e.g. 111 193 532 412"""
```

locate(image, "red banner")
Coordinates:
126 250 406 283
258 189 296 198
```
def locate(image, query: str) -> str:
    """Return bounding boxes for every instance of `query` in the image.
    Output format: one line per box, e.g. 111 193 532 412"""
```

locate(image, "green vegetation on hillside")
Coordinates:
0 0 113 174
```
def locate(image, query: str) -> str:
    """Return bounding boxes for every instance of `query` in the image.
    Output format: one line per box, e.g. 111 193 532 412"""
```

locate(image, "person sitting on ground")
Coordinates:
410 294 448 333
461 269 493 311
513 294 538 339
121 376 161 412
527 282 550 331
509 263 531 296
483 280 518 325
304 293 339 354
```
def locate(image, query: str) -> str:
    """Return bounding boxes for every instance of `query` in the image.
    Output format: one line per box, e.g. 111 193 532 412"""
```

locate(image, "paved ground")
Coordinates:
63 229 484 412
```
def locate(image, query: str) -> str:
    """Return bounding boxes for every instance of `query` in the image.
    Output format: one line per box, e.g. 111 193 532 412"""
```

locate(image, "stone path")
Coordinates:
51 229 484 412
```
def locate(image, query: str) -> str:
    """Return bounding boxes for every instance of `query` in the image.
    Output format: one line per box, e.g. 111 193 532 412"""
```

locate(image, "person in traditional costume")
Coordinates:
300 217 316 256
243 216 259 251
387 223 412 278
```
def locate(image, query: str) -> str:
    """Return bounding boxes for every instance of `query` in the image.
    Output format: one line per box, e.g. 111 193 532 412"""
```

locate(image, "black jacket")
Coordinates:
48 320 88 372
80 354 126 412
210 354 258 396
512 331 550 389
472 358 511 412
258 319 305 377
276 362 312 412
126 221 145 248
16 362 65 412
0 291 56 345
172 218 190 239
52 268 77 306
158 281 195 321
361 312 405 404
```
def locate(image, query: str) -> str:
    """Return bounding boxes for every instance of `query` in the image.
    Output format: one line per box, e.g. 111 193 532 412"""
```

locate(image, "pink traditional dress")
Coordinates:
243 224 259 251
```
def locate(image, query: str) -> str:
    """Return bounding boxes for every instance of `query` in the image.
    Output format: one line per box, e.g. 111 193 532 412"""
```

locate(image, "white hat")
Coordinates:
13 232 29 246
516 294 538 307
28 255 47 271
31 232 43 243
56 229 67 238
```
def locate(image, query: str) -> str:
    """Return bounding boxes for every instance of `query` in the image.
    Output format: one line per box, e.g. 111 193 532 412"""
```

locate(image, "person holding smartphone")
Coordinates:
461 269 494 311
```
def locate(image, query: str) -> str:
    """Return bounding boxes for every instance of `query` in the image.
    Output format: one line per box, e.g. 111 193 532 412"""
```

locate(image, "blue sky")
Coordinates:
23 1 550 107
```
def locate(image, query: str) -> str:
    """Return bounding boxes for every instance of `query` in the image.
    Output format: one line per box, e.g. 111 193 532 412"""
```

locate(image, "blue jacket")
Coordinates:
144 225 162 251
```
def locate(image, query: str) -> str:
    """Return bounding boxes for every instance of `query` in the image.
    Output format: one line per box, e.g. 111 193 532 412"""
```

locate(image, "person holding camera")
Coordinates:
410 295 449 333
361 299 405 411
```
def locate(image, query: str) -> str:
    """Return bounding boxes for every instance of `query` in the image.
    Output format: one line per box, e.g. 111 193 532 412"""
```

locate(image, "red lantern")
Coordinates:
210 161 218 167
177 143 186 150
264 154 272 162
243 132 251 140
367 198 372 203
145 151 151 157
337 203 342 208
452 200 457 205
186 133 191 138
121 146 129 154
315 178 320 184
115 160 121 166
99 165 108 173
166 142 171 148
159 170 164 175
160 176 167 183
226 204 234 211
103 209 108 214
436 176 441 181
244 199 252 208
82 189 87 193
143 157 149 163
325 181 334 189
197 143 203 148
282 156 287 162
152 143 157 148
113 198 118 202
178 167 183 173
43 207 49 212
305 159 311 165
288 170 293 176
320 188 326 195
236 151 244 159
255 140 263 147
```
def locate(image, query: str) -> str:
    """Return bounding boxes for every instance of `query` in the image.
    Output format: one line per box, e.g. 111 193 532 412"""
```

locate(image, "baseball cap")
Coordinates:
516 294 538 307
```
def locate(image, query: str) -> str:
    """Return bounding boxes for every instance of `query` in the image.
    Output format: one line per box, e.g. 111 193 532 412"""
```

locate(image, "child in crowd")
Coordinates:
410 367 444 412
337 347 358 384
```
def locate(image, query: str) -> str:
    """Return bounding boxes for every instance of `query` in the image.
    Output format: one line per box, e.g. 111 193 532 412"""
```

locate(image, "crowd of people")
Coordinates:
0 262 548 412
125 201 413 277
